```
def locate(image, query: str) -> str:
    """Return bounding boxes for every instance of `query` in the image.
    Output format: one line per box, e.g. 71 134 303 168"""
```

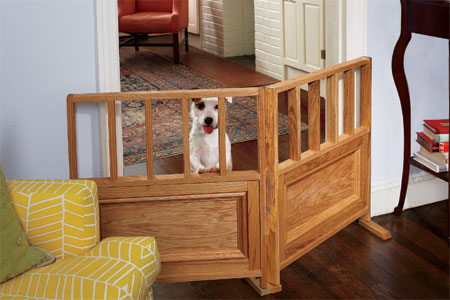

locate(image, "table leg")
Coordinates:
392 0 412 216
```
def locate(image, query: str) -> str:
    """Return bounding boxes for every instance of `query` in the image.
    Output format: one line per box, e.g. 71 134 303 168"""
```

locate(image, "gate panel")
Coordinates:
279 134 369 268
286 151 358 242
97 179 261 282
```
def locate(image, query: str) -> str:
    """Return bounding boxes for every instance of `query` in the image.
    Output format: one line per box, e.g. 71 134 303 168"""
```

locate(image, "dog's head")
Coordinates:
190 96 232 134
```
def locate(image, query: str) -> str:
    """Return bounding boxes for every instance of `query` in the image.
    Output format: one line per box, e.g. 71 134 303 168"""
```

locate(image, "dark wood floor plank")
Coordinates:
345 223 448 299
324 233 406 299
333 229 416 299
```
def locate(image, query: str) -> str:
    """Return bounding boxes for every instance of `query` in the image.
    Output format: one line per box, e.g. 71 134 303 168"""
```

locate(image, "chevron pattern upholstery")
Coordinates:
0 180 160 299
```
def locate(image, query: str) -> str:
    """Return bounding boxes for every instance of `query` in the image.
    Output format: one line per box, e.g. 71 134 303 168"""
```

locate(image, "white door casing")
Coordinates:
188 0 200 34
95 0 123 177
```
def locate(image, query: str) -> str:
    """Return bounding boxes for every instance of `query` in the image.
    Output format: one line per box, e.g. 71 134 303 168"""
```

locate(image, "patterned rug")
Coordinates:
120 49 307 166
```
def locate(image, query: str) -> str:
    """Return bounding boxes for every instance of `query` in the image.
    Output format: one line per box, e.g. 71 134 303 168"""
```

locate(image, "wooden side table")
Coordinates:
391 0 449 241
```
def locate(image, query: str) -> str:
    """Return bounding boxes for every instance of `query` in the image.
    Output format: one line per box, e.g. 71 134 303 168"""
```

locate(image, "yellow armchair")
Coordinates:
0 179 160 300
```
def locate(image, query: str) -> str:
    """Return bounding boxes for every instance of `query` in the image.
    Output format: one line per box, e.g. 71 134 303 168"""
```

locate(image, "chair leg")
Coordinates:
173 33 179 64
185 28 189 52
134 35 139 52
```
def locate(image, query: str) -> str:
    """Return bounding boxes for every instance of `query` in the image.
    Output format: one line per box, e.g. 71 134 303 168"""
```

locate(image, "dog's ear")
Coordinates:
191 98 201 103
225 97 233 104
191 87 200 102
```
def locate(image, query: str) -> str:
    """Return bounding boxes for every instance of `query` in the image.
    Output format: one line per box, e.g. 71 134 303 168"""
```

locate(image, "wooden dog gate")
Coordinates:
67 57 391 295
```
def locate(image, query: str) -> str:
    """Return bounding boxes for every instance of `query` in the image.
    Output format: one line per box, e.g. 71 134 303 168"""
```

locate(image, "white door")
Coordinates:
188 0 200 34
283 0 325 76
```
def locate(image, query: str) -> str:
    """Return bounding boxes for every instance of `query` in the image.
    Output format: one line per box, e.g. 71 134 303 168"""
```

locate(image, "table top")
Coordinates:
404 0 449 39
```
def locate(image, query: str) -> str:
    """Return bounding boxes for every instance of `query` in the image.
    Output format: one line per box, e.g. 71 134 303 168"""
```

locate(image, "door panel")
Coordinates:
303 1 323 71
283 0 325 76
284 1 299 63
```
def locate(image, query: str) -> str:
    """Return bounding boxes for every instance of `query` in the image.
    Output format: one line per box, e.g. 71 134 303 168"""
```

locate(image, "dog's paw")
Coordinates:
198 168 208 174
208 167 219 173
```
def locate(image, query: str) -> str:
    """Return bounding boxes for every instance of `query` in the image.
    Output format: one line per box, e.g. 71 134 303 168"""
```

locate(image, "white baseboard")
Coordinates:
371 171 448 217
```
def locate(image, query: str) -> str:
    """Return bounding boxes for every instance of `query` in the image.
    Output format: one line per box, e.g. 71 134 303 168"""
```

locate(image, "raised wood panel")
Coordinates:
101 194 246 262
282 199 367 269
304 2 321 69
283 1 298 62
285 151 357 240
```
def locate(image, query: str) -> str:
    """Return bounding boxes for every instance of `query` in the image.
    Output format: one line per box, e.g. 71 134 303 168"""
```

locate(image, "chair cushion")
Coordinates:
119 12 180 33
0 237 160 299
0 164 53 283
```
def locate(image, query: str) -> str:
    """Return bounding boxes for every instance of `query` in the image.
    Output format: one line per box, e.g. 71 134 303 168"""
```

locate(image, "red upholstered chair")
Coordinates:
118 0 189 64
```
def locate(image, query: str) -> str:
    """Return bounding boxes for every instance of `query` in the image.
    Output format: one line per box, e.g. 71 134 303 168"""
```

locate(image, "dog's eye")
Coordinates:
215 105 219 110
196 103 205 110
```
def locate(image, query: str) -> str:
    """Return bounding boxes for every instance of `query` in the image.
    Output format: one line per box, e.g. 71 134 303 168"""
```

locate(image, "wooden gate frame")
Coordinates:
67 57 391 295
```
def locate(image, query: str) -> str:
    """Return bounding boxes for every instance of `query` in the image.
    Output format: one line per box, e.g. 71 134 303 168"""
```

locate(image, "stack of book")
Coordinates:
414 119 449 173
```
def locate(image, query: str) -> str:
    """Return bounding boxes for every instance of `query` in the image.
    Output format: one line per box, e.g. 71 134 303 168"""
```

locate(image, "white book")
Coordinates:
423 126 449 143
419 146 449 163
413 151 449 173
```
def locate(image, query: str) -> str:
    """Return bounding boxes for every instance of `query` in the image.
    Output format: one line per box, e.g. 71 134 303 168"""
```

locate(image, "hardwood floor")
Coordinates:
153 200 449 299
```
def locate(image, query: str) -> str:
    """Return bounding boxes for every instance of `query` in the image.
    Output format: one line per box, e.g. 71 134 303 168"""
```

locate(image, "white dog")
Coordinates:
189 96 233 174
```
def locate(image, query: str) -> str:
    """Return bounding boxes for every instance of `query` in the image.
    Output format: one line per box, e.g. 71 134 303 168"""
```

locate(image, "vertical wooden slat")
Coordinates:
288 87 301 160
67 95 78 179
145 98 154 179
326 74 339 143
360 61 372 129
256 88 267 288
181 97 190 178
264 86 280 287
308 80 321 151
218 97 227 175
107 101 118 181
344 68 355 135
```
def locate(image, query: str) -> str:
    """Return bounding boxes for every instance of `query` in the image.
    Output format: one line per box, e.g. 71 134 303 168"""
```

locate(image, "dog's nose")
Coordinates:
204 117 213 125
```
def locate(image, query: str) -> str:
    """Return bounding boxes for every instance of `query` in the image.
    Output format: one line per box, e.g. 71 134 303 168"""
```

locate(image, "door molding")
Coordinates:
95 0 123 176
345 0 368 59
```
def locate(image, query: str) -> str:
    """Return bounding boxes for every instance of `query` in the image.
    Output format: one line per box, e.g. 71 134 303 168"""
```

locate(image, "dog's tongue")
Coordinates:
202 126 214 134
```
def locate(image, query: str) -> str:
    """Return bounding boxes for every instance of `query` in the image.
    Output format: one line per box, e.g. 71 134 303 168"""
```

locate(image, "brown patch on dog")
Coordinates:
194 100 205 110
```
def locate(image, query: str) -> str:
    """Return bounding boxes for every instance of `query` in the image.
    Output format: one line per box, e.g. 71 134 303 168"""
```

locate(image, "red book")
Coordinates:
416 132 439 152
423 119 449 134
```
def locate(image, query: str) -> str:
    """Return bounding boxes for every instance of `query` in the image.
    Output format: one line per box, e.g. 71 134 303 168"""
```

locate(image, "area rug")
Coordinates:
120 49 307 166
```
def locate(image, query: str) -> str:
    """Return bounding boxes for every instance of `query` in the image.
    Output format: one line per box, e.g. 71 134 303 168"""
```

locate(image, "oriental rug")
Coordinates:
120 49 307 166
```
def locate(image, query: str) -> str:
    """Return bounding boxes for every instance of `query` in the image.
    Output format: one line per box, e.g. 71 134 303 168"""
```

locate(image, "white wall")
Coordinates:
201 0 256 57
368 0 449 215
254 0 283 80
0 0 101 179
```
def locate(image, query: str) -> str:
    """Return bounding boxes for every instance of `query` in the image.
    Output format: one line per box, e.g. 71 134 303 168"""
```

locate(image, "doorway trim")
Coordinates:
95 0 123 176
345 0 368 60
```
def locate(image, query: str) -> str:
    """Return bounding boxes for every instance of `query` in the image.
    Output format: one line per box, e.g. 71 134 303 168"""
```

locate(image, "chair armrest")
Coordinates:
172 0 189 30
85 236 161 285
6 179 100 259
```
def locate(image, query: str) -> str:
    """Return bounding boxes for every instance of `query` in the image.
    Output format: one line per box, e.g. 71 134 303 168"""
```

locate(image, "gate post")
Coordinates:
263 86 281 290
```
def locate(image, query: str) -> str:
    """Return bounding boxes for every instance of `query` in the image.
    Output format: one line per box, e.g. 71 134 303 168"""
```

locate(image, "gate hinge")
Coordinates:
321 49 326 60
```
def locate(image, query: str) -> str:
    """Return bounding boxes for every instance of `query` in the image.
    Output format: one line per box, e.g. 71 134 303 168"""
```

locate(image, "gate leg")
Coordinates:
358 218 392 240
246 278 282 296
